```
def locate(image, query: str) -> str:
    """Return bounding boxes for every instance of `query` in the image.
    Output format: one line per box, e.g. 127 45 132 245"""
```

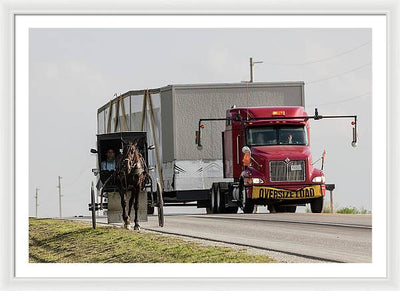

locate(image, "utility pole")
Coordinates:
250 57 253 83
35 188 39 218
249 57 263 82
57 176 63 218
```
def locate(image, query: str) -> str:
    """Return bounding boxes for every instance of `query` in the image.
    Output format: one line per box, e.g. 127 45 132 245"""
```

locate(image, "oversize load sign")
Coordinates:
252 185 322 200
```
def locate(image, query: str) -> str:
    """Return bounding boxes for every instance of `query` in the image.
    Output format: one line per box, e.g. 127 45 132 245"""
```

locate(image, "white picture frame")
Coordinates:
1 0 399 290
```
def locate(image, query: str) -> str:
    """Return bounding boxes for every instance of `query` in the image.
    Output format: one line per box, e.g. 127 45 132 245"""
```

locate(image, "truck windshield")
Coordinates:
246 125 308 146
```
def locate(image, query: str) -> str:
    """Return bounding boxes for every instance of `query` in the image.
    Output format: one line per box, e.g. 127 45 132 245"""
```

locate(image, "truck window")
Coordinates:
246 125 308 146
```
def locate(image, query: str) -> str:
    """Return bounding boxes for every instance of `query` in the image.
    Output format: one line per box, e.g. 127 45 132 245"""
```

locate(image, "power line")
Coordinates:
306 62 371 85
308 91 371 107
62 156 93 188
262 41 371 66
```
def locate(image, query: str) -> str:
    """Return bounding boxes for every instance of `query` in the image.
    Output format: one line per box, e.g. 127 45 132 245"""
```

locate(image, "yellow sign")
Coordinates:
252 185 322 200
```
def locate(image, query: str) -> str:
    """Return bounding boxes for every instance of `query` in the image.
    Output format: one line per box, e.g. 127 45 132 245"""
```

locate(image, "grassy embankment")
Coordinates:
29 218 275 263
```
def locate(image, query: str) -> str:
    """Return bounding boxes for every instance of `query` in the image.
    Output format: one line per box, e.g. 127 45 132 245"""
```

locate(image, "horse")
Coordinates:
114 141 148 230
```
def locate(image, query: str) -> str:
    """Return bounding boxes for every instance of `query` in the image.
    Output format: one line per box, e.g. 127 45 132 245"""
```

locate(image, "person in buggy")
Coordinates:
101 148 116 171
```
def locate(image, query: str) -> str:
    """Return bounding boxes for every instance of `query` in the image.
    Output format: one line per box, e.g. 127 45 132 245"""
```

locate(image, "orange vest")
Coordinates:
242 152 251 167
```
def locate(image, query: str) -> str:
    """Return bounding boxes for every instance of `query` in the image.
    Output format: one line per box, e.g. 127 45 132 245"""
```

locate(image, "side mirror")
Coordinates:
148 166 155 172
242 146 251 154
352 126 358 148
148 145 155 150
92 168 99 176
351 120 358 148
321 150 326 171
195 130 203 150
90 148 98 154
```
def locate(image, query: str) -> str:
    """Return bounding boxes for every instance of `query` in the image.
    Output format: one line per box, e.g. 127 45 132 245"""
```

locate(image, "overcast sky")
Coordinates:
29 28 371 217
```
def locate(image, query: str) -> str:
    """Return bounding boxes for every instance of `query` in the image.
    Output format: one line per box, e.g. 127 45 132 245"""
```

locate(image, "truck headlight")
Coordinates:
312 176 325 183
243 177 264 185
252 178 264 184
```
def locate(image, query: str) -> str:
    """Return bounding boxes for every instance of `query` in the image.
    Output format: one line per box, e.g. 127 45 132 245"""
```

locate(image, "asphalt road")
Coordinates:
75 212 371 263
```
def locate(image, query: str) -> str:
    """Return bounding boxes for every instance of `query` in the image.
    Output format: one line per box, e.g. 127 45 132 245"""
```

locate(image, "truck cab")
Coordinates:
223 106 325 213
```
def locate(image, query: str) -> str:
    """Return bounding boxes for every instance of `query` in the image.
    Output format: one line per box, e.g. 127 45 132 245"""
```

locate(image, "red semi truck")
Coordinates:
196 106 357 214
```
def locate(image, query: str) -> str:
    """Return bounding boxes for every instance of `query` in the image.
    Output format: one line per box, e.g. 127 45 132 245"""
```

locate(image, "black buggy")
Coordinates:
89 131 164 229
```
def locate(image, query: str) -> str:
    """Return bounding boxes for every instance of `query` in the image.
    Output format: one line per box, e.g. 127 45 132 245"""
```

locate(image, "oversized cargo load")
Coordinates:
97 82 305 193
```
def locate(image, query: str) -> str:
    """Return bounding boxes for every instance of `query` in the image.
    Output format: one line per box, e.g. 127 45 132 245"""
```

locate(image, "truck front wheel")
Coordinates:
241 186 255 214
285 206 297 213
275 205 296 213
310 197 323 213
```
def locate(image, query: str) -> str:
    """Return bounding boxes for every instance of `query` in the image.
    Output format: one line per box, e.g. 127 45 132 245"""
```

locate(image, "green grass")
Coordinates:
306 205 371 214
336 207 371 214
29 218 275 263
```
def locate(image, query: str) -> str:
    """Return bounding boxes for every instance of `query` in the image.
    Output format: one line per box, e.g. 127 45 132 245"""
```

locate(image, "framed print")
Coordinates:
1 0 399 290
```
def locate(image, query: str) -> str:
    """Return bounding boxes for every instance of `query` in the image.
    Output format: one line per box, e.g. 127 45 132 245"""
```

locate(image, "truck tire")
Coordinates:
241 186 255 214
225 206 239 214
206 184 219 214
274 205 286 213
216 184 227 213
285 206 297 213
310 197 323 213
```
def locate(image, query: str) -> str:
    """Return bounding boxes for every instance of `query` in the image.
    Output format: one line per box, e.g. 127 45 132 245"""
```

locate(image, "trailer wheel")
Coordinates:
206 184 219 214
310 197 323 213
241 186 255 214
216 184 227 213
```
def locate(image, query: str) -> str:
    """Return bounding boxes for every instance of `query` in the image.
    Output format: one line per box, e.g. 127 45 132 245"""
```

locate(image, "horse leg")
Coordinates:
127 190 134 229
133 188 140 230
120 190 130 229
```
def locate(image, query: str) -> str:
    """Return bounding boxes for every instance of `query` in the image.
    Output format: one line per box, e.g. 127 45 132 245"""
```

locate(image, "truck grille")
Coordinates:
269 160 306 182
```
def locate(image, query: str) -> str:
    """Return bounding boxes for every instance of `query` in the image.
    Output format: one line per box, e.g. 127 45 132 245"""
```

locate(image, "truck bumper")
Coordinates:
248 184 325 201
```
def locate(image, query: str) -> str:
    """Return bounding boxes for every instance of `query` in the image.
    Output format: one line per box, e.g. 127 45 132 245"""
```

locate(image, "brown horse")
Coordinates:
115 141 148 230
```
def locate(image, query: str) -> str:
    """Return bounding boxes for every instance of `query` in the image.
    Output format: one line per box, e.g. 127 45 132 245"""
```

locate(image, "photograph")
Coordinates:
28 25 373 265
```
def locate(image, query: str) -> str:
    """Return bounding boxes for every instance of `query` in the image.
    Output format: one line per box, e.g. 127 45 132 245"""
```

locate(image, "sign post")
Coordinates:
326 184 336 213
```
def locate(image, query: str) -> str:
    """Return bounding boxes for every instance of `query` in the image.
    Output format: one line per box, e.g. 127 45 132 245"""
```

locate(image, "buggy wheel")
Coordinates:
156 181 164 227
147 205 155 215
90 182 96 229
147 192 155 214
